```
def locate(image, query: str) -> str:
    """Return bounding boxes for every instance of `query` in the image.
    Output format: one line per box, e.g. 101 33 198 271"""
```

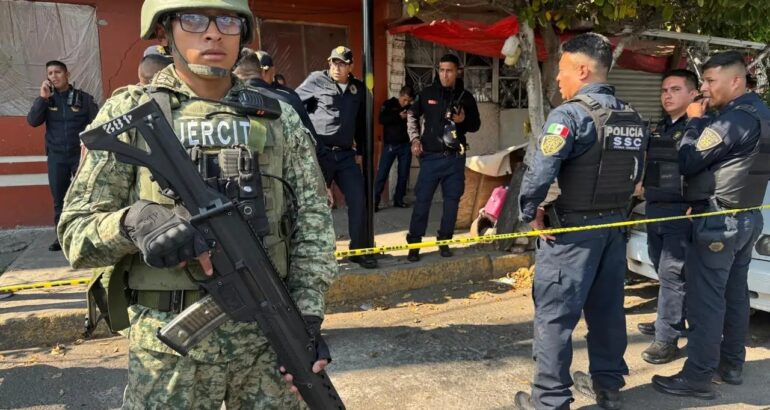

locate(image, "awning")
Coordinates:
388 17 680 74
389 16 519 59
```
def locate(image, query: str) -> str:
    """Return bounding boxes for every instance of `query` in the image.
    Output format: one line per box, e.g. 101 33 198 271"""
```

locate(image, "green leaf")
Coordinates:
407 2 420 17
698 0 705 6
595 0 605 6
662 5 674 20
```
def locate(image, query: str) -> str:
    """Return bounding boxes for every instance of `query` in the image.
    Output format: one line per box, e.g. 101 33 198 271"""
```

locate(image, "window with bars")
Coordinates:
404 37 527 108
259 21 348 88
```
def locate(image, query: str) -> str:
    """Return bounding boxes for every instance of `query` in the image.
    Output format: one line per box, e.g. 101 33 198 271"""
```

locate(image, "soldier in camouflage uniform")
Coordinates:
58 1 337 408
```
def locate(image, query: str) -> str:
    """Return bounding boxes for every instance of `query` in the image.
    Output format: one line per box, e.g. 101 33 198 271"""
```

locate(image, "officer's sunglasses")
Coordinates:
173 13 245 36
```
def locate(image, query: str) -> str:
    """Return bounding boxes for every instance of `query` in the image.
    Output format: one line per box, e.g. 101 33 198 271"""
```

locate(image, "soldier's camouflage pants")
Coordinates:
122 305 307 410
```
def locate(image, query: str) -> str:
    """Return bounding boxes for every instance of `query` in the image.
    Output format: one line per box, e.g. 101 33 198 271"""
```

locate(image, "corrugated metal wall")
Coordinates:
609 68 664 126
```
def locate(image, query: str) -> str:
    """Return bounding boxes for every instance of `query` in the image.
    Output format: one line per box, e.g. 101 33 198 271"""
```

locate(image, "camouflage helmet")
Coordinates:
140 0 255 43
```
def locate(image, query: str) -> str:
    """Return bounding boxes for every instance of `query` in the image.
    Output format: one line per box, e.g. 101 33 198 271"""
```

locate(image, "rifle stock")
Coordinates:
80 100 345 409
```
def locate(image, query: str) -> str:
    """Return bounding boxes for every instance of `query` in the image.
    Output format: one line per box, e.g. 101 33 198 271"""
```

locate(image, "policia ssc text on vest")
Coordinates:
80 100 345 410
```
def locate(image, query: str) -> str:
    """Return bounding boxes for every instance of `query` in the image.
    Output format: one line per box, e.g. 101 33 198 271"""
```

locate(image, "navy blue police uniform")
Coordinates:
671 92 770 386
642 115 690 344
518 83 646 409
245 77 335 185
27 85 98 227
296 69 368 250
374 97 412 209
406 80 480 246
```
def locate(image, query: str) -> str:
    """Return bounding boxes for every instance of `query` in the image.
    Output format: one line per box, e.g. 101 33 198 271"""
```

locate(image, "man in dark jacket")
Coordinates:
406 54 480 261
27 60 98 251
374 85 414 211
296 46 376 269
638 69 699 365
234 48 335 190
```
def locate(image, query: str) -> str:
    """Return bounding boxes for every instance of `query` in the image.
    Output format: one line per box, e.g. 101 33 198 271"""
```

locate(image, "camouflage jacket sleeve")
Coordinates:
279 104 338 318
57 87 144 268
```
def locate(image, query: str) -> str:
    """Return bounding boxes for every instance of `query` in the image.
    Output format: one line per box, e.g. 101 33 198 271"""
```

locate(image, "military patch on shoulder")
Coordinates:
154 71 179 89
695 127 723 151
541 134 566 156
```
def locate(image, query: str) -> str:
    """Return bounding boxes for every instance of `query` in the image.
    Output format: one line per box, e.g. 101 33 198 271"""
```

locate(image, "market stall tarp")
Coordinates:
0 1 104 116
389 16 519 59
389 16 679 74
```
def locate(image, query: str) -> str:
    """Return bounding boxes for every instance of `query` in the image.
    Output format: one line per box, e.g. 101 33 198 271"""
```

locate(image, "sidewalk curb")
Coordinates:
1 251 532 350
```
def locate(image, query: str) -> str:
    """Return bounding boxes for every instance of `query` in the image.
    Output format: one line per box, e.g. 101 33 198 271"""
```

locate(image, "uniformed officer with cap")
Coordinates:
637 69 699 364
513 33 647 410
27 60 98 251
406 53 480 261
234 48 335 190
653 51 770 399
296 46 377 268
138 45 172 84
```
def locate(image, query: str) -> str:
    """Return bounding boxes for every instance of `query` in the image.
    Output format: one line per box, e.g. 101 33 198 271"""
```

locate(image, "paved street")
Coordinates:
2 278 770 409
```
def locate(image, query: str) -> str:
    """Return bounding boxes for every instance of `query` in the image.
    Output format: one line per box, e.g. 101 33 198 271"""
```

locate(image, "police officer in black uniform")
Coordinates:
374 85 414 211
234 48 335 188
513 33 647 410
638 69 700 364
653 51 770 399
296 46 376 268
406 54 480 261
27 60 98 251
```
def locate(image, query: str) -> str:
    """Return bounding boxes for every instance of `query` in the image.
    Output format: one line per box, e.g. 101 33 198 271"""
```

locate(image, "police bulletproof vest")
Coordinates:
643 122 685 202
554 95 646 212
685 104 770 208
128 90 292 292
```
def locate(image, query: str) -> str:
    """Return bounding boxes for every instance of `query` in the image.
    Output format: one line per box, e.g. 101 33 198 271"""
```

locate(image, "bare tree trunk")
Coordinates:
541 24 562 108
519 20 544 166
610 35 631 71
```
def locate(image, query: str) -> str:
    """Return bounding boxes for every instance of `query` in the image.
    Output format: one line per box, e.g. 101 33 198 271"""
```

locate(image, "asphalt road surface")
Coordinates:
2 278 770 409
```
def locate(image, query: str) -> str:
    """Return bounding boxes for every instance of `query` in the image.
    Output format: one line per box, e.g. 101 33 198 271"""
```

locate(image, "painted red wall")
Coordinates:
1 0 147 228
1 0 391 228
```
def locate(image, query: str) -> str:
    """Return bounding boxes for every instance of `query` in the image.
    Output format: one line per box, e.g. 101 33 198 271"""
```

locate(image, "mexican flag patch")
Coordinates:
546 123 569 138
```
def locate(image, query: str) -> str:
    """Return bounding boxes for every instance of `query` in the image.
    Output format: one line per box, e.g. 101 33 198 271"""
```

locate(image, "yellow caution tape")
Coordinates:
334 204 770 258
0 278 90 293
3 204 768 293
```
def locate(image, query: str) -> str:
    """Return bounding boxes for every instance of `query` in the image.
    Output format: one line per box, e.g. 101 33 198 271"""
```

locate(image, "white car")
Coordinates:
626 188 770 313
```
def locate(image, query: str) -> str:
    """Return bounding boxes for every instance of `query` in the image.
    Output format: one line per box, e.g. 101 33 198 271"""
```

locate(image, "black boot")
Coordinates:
407 235 421 262
407 249 420 262
637 321 655 336
652 373 715 399
349 255 378 269
437 234 453 258
717 363 743 385
573 371 623 410
48 239 61 252
641 341 680 364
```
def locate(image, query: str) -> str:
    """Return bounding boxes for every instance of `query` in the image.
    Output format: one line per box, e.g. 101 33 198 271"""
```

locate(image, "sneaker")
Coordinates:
512 391 535 410
641 341 680 365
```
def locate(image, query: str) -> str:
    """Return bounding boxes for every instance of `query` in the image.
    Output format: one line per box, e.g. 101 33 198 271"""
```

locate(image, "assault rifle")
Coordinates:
80 100 345 410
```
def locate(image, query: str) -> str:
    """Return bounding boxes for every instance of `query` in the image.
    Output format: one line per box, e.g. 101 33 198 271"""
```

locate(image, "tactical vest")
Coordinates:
643 122 686 203
554 95 646 213
90 88 292 333
684 104 770 208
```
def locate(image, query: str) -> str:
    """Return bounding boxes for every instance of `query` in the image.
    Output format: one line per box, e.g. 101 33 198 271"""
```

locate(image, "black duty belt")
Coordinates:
132 290 202 313
554 208 625 228
326 145 352 151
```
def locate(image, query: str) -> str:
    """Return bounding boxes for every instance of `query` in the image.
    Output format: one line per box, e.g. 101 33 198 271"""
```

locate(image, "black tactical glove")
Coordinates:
121 200 209 269
304 315 331 363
